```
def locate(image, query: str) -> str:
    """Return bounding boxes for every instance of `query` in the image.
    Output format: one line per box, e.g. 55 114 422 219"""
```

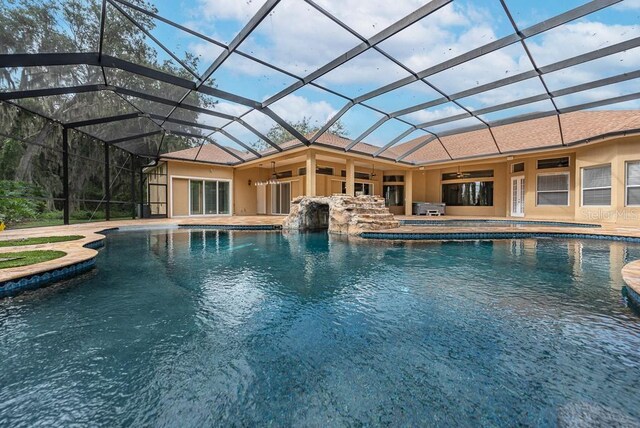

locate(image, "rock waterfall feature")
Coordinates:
282 195 399 235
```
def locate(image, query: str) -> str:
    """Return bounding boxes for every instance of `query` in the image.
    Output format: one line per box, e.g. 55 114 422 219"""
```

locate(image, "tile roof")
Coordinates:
160 110 640 166
161 144 249 164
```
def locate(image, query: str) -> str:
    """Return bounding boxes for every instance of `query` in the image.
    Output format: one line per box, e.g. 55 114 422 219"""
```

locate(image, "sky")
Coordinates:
48 0 640 149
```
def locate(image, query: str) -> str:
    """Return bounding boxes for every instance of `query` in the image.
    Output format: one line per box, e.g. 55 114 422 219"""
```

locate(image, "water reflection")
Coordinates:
5 229 639 426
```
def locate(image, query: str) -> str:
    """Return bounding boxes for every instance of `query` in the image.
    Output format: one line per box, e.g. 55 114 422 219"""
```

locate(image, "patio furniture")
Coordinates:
412 202 446 216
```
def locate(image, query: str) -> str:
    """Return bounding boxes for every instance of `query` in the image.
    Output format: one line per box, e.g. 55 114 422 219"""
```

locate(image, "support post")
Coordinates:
305 150 317 197
346 158 355 196
104 142 110 221
62 127 69 225
139 166 145 218
405 169 413 216
130 156 136 219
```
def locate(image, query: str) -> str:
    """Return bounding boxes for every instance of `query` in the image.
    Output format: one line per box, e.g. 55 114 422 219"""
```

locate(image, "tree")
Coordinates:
0 0 216 218
253 117 348 151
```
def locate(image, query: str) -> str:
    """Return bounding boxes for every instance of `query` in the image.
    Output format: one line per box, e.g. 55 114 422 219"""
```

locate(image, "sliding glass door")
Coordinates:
190 181 203 215
189 179 231 215
271 182 291 214
204 181 217 215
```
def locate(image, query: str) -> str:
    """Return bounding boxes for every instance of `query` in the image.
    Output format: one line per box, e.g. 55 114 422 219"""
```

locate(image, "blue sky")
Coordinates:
37 0 640 149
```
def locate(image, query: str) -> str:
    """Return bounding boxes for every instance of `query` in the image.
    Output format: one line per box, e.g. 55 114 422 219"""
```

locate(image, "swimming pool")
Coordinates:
2 229 640 426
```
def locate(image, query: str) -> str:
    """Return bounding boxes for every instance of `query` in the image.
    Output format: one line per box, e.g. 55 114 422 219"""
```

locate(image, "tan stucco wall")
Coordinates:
419 161 508 217
233 167 258 215
168 160 233 217
505 153 576 220
574 137 640 225
152 135 640 223
171 178 189 217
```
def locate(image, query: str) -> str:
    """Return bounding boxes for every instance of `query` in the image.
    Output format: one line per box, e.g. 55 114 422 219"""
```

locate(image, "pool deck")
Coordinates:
1 215 640 299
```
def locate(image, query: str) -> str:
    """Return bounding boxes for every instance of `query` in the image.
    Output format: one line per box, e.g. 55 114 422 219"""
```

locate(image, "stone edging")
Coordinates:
0 224 281 297
623 260 640 308
398 219 602 228
0 239 105 297
361 231 640 242
178 224 282 230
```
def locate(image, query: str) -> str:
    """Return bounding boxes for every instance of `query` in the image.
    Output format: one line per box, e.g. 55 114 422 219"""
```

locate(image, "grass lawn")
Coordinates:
8 216 134 229
0 235 84 247
0 250 66 269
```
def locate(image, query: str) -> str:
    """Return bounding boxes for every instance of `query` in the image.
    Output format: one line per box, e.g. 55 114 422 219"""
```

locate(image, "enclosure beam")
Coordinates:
62 127 70 225
104 142 111 221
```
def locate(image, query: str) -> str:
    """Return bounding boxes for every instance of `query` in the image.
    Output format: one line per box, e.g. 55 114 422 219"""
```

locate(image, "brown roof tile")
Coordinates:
402 139 451 163
161 111 640 165
493 115 562 153
560 110 640 142
162 144 242 164
440 128 499 159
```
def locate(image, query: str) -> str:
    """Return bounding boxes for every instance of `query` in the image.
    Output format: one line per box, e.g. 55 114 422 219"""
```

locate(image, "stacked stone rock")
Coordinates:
283 195 399 235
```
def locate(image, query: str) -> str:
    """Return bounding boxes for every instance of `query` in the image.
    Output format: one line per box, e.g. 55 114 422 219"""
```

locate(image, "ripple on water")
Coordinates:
1 230 640 426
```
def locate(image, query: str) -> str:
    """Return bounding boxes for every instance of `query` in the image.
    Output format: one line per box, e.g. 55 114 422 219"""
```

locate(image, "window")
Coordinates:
442 170 493 181
442 181 494 206
537 157 569 169
271 182 291 214
627 161 640 206
537 173 569 206
341 182 372 196
218 181 230 214
582 164 611 206
383 175 404 182
511 162 524 173
189 180 231 215
341 170 372 180
384 185 404 206
299 167 333 176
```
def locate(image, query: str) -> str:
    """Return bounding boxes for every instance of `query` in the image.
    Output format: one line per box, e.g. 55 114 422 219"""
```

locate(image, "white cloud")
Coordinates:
186 0 638 143
407 105 466 125
198 0 263 22
614 0 640 10
270 94 337 126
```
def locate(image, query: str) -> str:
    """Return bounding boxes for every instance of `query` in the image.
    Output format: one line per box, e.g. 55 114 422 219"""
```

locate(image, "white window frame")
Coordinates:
537 156 570 170
626 161 640 207
271 181 291 215
171 175 233 218
511 162 525 174
536 172 570 207
581 164 611 207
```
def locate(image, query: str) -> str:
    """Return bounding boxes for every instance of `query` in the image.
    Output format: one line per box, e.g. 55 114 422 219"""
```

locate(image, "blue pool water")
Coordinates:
2 229 640 426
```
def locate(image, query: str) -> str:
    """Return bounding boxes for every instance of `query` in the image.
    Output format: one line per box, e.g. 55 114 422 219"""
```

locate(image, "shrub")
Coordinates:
0 180 46 224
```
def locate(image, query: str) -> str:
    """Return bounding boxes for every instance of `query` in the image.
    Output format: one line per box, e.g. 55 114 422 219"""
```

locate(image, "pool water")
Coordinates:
2 229 640 426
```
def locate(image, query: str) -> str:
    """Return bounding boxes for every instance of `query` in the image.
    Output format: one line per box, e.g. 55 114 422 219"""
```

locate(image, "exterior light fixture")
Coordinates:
255 162 279 186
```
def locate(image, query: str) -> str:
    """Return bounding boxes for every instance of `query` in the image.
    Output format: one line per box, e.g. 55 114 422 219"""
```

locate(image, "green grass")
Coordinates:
0 250 66 269
0 235 84 247
8 215 133 229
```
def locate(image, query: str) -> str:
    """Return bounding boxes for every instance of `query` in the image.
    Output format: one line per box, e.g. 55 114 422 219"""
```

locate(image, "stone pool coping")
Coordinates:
2 216 640 298
622 260 640 307
0 217 284 296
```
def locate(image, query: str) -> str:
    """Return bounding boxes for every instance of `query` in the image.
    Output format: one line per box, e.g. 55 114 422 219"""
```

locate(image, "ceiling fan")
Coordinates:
455 166 471 179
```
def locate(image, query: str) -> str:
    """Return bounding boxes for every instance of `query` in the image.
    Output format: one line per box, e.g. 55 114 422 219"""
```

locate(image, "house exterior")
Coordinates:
146 110 640 225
